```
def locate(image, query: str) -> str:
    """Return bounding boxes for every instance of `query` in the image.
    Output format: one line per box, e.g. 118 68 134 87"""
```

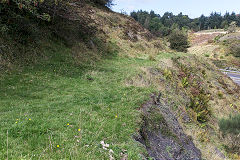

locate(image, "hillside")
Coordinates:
1 2 240 160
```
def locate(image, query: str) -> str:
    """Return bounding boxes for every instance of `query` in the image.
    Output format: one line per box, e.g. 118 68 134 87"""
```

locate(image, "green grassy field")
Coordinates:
0 40 176 159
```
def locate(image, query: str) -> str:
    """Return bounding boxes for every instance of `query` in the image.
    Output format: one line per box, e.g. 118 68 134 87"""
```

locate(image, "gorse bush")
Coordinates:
168 29 189 52
219 114 240 135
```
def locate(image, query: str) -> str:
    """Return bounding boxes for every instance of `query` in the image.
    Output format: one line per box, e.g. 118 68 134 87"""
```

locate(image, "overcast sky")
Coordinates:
112 0 240 18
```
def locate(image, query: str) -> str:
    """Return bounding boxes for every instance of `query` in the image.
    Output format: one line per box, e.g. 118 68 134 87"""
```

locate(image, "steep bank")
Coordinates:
128 55 240 159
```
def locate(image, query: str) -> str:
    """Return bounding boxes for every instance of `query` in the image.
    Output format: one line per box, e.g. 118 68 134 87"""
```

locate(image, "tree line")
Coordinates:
130 10 240 36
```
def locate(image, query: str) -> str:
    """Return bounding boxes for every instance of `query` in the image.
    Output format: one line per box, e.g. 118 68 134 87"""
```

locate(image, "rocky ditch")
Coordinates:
135 93 202 160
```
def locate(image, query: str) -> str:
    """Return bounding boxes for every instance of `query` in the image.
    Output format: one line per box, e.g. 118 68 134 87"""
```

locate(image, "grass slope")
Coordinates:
0 40 171 159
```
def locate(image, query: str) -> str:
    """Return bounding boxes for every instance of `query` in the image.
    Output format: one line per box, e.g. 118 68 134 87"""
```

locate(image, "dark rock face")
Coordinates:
137 94 202 160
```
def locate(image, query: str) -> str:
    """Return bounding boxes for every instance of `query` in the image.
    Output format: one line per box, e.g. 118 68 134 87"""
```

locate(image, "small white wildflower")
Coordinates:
103 147 108 150
109 149 114 153
105 143 109 148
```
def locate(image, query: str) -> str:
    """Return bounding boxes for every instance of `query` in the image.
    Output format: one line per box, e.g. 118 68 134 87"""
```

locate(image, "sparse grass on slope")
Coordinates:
0 40 174 159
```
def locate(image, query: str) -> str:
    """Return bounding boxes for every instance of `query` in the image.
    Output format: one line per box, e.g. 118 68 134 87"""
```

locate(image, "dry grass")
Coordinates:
91 7 165 58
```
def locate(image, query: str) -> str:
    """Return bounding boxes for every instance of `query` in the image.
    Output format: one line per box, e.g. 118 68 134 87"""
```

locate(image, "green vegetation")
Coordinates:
174 60 211 123
0 0 112 43
219 114 240 135
189 93 210 123
229 41 240 57
1 0 240 159
204 54 210 57
0 40 164 159
131 10 240 36
219 114 240 154
168 29 189 52
0 0 116 72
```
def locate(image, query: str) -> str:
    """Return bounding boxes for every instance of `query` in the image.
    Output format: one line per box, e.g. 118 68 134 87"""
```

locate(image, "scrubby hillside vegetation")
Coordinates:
1 0 240 160
0 0 113 70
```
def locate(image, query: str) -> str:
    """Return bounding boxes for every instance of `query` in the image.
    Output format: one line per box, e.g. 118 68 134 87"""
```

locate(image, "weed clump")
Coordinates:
217 91 224 99
163 69 173 80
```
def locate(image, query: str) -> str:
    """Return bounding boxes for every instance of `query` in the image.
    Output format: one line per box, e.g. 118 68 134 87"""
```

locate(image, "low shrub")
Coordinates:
217 91 224 99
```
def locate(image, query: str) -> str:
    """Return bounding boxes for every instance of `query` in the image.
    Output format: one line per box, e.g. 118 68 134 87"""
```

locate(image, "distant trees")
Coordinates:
130 10 240 37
